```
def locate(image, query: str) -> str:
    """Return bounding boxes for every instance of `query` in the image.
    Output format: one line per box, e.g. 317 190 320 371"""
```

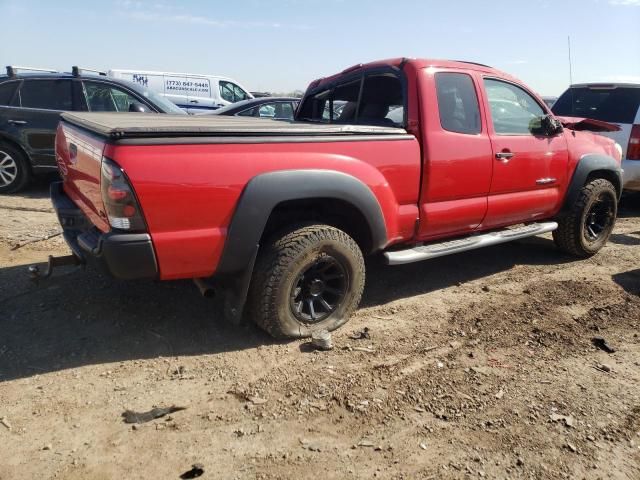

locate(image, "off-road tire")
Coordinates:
247 224 365 339
0 143 31 194
553 178 617 257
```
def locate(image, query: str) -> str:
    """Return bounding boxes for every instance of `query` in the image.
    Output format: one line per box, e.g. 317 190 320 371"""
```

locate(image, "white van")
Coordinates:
107 69 253 114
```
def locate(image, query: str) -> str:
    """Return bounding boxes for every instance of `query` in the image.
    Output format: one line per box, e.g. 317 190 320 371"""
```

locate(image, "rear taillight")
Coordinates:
100 157 146 231
628 125 640 160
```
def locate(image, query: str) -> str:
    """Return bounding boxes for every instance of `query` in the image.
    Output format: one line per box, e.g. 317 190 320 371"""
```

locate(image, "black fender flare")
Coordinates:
211 169 388 322
559 154 622 216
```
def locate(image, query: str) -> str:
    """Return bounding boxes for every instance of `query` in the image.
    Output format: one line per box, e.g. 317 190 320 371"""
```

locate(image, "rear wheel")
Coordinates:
553 178 617 257
0 143 31 194
247 224 365 338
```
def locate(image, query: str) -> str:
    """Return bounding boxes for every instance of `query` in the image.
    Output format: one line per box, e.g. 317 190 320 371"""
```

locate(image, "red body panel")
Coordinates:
417 67 494 239
107 139 421 279
55 58 622 282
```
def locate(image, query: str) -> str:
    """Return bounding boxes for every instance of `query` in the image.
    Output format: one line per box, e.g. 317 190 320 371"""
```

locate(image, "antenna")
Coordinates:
567 35 573 85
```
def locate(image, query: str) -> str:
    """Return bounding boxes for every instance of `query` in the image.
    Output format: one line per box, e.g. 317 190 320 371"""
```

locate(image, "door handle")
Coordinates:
495 151 514 162
536 177 557 185
7 119 27 125
189 100 199 104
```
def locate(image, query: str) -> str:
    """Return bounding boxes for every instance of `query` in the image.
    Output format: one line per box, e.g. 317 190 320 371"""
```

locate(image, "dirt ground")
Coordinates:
1 180 639 480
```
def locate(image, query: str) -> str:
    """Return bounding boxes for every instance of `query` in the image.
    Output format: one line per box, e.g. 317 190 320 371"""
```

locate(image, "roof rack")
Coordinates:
5 65 58 77
72 66 107 77
454 60 493 69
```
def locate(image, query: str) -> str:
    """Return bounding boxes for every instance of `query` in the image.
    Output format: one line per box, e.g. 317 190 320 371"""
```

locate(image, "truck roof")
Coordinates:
61 112 407 140
309 57 516 90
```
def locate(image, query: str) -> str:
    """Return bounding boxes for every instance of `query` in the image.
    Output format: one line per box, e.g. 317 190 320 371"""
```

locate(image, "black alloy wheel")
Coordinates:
289 255 348 323
583 192 615 243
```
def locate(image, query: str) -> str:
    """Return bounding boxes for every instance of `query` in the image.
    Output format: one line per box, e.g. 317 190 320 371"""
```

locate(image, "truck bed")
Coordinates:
60 112 407 140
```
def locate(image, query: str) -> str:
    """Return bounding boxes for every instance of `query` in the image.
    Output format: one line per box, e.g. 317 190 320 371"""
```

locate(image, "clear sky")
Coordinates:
1 0 639 96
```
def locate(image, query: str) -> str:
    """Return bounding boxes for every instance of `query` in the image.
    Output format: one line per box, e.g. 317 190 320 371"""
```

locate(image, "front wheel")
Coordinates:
247 224 365 338
553 178 617 257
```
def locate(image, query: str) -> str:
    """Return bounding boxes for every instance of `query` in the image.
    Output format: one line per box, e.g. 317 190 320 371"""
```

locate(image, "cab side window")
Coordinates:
435 73 481 134
18 79 73 110
484 79 545 135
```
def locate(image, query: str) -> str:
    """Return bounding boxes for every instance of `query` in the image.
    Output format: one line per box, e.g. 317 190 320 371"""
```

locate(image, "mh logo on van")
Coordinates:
132 74 148 87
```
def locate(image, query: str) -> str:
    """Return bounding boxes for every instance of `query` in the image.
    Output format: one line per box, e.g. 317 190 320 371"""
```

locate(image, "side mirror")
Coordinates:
129 102 149 113
541 114 563 136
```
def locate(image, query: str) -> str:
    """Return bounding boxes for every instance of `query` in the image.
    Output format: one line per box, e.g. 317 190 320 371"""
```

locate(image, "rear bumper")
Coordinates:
51 181 158 280
622 159 640 191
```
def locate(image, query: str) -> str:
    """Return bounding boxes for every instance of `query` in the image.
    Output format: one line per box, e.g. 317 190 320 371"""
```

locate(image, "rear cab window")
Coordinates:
552 86 640 124
18 79 73 110
297 70 405 127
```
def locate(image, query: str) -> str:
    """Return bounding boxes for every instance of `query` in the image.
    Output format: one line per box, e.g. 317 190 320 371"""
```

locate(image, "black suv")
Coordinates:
0 66 186 193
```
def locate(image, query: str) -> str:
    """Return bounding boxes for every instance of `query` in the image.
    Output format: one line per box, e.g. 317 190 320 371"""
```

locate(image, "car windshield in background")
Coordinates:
552 86 640 124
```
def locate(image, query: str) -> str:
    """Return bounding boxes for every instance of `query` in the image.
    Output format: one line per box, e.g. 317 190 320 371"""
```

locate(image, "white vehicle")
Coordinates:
107 69 253 114
553 83 640 191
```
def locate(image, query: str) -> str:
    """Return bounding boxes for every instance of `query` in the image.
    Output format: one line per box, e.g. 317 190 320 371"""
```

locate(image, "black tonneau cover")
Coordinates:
61 112 406 139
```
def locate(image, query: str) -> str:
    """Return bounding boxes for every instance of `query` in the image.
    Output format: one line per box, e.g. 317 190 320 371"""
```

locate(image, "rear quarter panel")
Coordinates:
107 138 421 280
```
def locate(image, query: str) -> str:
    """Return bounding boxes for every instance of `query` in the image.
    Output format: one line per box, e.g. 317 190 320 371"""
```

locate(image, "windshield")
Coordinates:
123 80 187 114
552 86 640 124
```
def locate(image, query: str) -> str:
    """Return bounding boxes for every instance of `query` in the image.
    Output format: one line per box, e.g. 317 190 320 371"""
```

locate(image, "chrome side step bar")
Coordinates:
384 221 558 265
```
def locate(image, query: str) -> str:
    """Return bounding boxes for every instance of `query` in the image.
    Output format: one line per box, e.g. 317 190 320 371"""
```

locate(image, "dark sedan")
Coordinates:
208 97 299 120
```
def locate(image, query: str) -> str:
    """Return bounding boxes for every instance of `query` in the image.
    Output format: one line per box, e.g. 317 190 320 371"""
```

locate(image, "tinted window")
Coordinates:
237 106 256 116
484 79 545 135
435 73 481 134
257 104 275 117
84 82 144 112
19 79 73 110
552 87 640 124
326 80 360 122
357 74 404 126
0 81 18 106
274 102 294 120
298 72 404 127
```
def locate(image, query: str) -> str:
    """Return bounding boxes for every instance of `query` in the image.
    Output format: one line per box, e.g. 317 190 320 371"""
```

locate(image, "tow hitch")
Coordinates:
28 254 83 281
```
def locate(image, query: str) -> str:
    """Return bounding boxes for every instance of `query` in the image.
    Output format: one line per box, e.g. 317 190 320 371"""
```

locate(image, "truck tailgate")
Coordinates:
55 121 110 232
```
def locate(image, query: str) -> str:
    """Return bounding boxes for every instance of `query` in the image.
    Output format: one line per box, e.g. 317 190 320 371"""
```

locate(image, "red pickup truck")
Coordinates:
52 58 623 338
